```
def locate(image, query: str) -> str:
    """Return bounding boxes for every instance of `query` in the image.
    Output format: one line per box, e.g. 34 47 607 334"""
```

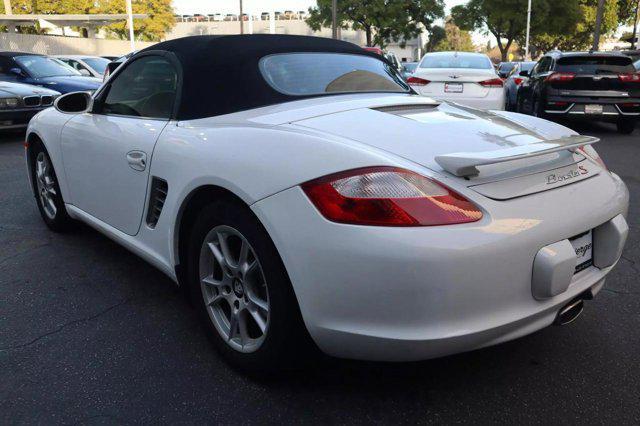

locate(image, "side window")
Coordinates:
101 55 178 119
0 57 14 76
537 57 552 73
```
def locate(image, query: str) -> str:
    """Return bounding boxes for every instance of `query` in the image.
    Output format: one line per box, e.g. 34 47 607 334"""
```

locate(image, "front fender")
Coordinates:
26 109 77 201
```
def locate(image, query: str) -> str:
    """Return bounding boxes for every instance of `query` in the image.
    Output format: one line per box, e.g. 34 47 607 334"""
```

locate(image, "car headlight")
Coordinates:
0 97 19 109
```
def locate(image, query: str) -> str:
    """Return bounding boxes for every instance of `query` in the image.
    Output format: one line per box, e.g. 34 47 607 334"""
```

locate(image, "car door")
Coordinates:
60 53 179 235
520 57 547 113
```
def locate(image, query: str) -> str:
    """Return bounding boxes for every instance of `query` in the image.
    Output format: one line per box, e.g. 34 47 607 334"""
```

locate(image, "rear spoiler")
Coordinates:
434 135 599 177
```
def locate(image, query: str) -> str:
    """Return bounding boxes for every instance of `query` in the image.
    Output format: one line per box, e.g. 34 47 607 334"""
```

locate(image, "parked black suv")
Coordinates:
517 51 640 134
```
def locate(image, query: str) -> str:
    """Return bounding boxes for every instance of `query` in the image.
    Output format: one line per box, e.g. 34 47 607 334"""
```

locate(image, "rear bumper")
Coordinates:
433 95 505 111
544 96 640 119
252 171 629 361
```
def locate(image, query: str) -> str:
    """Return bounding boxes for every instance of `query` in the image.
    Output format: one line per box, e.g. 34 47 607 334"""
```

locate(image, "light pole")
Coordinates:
239 0 243 35
592 0 605 51
331 0 337 39
126 0 135 52
631 0 639 50
524 0 532 60
3 0 12 15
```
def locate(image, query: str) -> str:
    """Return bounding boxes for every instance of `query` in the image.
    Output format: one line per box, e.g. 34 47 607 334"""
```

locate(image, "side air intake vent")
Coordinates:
146 177 168 228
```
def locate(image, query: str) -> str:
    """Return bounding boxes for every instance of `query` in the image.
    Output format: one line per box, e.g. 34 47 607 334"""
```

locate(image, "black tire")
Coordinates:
617 118 636 134
29 141 75 232
186 198 316 373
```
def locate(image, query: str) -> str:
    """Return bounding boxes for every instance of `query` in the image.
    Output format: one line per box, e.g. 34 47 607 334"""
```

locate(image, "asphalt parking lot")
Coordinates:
1 122 639 424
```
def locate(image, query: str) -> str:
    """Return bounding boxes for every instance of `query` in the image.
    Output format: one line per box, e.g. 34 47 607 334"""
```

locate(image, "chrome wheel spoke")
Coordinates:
228 311 239 341
247 291 269 313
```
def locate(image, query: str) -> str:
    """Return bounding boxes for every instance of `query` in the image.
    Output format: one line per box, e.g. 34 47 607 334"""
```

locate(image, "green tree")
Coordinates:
527 0 619 52
1 0 174 41
307 0 444 49
424 24 445 52
452 0 585 61
617 0 639 25
100 0 175 42
433 17 475 52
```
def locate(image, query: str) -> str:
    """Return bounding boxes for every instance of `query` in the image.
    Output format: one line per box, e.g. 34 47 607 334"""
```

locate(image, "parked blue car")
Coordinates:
0 52 102 94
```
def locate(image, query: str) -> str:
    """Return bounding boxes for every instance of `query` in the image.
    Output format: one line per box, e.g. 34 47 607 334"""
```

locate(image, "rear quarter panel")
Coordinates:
147 122 423 267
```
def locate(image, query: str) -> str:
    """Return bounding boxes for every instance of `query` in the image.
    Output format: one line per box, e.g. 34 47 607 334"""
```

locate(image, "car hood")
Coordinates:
0 81 60 97
291 100 582 179
34 76 102 91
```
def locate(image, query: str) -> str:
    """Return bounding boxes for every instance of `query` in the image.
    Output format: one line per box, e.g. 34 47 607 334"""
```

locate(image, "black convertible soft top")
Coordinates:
140 35 390 120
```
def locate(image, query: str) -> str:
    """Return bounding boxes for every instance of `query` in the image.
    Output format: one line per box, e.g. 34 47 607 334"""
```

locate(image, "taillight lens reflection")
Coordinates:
478 78 504 87
618 73 640 83
302 167 483 227
406 76 430 86
546 72 576 83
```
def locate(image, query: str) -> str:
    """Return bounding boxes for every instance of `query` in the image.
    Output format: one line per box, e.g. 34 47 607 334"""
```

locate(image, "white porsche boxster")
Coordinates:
25 35 629 371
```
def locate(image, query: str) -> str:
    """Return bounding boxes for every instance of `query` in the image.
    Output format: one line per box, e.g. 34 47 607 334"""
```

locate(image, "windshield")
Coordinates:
419 54 493 70
498 62 515 72
259 53 410 96
82 57 110 74
16 56 80 78
556 56 635 74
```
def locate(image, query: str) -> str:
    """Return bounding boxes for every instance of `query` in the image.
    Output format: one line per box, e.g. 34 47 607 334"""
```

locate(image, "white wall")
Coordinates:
0 33 154 56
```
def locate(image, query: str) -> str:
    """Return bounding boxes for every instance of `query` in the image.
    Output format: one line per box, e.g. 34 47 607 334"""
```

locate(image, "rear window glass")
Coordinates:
556 56 635 74
419 54 493 70
259 53 410 96
520 62 536 72
498 62 515 72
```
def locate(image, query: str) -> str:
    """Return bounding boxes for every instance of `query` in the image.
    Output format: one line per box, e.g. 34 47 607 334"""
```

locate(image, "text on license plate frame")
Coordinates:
584 104 603 114
570 230 593 274
445 82 463 93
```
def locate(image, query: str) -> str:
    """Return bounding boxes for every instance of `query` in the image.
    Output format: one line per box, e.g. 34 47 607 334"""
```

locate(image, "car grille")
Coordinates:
41 95 54 106
23 96 41 107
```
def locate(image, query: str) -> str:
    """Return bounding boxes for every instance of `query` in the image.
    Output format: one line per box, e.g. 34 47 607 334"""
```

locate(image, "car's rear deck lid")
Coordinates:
468 158 600 200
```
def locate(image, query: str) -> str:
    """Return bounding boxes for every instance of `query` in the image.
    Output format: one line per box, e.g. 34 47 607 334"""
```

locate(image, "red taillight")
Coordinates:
301 167 483 227
513 77 524 85
618 73 640 83
406 76 430 86
478 77 504 88
545 72 575 83
578 146 607 170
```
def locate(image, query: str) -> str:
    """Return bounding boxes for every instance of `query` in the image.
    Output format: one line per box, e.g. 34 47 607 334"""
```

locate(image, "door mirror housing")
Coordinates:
79 68 92 76
519 70 530 77
10 68 25 78
54 91 93 114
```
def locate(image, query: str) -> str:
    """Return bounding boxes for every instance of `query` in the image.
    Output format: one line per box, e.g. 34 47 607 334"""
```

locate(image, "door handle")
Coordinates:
126 150 147 171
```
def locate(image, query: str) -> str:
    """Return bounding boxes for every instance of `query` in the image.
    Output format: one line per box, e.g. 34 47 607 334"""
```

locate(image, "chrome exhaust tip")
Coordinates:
554 298 584 326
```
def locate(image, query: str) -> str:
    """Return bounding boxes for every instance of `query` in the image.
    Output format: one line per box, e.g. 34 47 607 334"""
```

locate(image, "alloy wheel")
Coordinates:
199 225 270 353
35 152 57 220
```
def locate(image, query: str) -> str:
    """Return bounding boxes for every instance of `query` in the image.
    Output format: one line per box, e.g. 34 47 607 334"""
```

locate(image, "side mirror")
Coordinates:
79 68 91 76
519 70 530 77
10 68 25 78
54 91 93 114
